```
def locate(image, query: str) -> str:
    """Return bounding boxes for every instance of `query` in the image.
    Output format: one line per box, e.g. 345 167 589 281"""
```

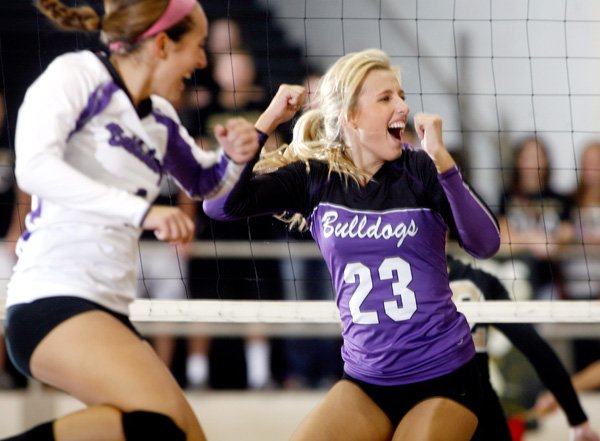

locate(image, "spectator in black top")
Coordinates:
183 47 283 390
498 136 574 300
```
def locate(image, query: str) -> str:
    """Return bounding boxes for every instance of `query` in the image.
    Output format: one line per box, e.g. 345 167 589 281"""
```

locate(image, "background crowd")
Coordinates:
0 1 599 439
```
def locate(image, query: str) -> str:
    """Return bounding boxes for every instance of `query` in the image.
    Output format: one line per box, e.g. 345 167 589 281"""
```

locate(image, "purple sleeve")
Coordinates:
438 166 500 258
202 160 256 221
202 129 270 219
164 150 231 198
204 159 312 221
201 193 230 220
157 112 268 200
154 109 230 198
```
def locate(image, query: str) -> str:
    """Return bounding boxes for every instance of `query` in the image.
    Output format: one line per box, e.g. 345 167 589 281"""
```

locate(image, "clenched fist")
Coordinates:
215 117 260 164
413 112 455 173
142 205 195 245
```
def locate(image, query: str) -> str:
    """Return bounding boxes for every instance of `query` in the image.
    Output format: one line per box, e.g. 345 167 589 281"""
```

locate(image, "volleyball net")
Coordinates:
4 241 599 338
0 0 599 336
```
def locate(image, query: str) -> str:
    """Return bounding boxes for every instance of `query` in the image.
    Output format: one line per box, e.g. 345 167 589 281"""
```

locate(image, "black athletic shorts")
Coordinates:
4 296 142 378
343 357 483 427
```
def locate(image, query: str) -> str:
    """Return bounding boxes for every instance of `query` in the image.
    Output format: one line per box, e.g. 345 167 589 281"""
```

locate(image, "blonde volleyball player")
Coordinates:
204 49 500 441
1 0 295 440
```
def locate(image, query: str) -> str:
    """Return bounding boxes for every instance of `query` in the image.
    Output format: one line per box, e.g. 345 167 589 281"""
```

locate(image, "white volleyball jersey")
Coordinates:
7 50 243 314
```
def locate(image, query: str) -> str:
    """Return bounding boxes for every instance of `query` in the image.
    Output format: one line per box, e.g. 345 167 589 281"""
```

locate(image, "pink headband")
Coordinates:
109 0 197 52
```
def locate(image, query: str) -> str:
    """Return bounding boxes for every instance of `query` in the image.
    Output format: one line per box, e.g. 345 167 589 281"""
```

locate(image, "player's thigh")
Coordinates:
29 311 196 427
392 397 477 441
290 380 393 441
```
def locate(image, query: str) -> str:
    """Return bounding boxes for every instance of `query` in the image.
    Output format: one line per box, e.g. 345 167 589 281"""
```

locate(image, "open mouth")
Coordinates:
387 122 405 141
183 72 194 86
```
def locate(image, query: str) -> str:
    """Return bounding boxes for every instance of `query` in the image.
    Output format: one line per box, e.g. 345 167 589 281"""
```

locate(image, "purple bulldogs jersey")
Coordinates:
311 203 471 384
204 146 500 385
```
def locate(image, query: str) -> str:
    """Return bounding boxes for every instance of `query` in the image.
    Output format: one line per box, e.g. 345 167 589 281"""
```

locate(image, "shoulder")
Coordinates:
44 51 106 82
278 158 328 176
22 51 110 111
306 158 329 173
306 158 345 185
270 159 331 192
27 51 107 96
55 50 101 67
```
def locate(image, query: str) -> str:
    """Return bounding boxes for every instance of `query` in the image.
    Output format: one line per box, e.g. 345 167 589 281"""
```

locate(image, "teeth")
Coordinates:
184 73 192 80
388 122 405 129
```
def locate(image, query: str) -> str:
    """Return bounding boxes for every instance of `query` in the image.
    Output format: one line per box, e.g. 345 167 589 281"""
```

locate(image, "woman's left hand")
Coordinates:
413 112 455 173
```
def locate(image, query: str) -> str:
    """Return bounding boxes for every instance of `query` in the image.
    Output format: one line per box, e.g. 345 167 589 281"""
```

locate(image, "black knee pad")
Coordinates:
122 410 185 441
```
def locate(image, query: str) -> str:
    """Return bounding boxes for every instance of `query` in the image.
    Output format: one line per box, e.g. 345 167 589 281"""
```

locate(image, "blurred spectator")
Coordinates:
562 141 600 371
494 137 575 416
564 141 600 300
185 205 287 390
180 17 243 139
0 90 28 389
498 136 574 300
207 17 242 56
196 51 267 145
183 48 283 390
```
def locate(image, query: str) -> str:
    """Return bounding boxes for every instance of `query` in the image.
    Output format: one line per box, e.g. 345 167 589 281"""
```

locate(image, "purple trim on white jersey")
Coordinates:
153 109 228 198
106 122 162 178
20 199 43 242
69 82 119 139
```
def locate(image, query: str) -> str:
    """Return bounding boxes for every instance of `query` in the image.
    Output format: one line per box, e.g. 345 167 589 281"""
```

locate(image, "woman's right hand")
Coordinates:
142 205 195 244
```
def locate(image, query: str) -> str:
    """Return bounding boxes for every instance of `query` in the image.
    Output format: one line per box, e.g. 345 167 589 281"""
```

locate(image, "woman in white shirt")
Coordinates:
1 0 294 440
